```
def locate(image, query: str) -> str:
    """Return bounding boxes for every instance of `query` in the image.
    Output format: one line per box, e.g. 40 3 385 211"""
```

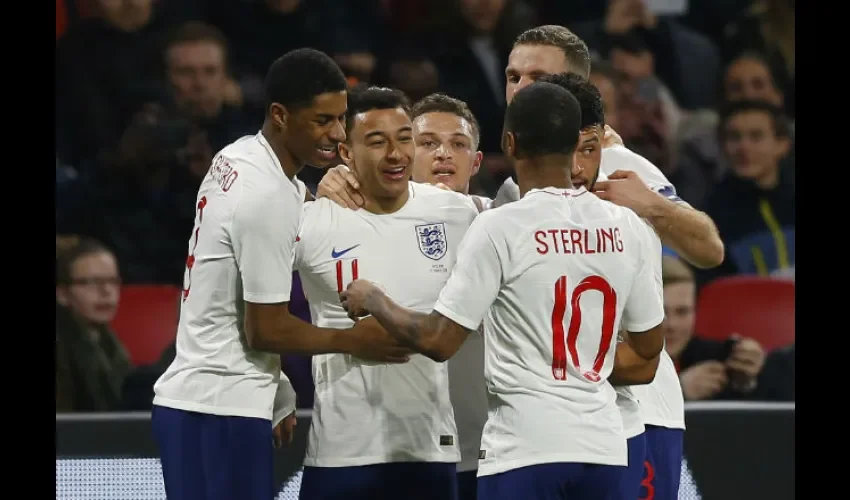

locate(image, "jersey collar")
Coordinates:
525 186 588 198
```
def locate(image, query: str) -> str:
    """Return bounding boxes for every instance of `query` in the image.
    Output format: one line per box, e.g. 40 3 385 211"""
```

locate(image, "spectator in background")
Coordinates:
434 0 538 153
670 52 793 209
588 59 621 132
56 103 201 284
56 0 189 168
573 0 721 110
721 0 794 117
700 100 794 285
661 256 767 401
56 237 131 412
162 21 258 155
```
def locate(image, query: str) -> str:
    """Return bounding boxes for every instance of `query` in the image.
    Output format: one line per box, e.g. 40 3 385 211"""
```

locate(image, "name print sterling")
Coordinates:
535 227 624 255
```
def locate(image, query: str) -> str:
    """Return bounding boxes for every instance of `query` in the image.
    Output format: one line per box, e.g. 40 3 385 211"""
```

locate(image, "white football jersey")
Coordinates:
295 183 478 467
601 145 686 430
434 186 665 476
154 132 303 421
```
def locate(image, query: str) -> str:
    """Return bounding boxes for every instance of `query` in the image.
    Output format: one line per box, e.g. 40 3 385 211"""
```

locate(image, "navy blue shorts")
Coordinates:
477 462 628 500
641 425 685 500
457 469 478 500
151 405 274 500
621 433 647 498
299 462 458 500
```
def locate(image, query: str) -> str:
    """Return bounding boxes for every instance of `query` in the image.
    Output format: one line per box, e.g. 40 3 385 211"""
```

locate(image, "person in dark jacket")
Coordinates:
661 256 768 401
56 238 132 412
699 100 794 287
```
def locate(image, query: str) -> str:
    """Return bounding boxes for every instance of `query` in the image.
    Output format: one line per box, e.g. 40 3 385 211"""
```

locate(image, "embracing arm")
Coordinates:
645 196 724 269
360 292 471 362
609 328 664 386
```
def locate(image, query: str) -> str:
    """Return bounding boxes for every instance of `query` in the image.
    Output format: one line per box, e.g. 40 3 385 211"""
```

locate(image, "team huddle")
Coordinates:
151 25 724 500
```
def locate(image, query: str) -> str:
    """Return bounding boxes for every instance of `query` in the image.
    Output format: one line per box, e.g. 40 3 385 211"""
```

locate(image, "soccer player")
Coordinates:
341 81 666 500
151 49 410 500
294 85 479 500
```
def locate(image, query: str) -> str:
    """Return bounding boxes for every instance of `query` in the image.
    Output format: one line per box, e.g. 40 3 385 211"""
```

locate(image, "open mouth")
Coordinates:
316 144 337 161
382 165 407 181
432 163 456 179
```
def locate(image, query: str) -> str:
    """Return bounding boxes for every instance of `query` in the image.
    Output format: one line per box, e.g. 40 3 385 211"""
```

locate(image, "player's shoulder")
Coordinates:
601 145 673 190
413 183 479 215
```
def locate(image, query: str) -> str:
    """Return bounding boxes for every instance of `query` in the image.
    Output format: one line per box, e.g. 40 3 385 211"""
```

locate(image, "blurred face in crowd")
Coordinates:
722 111 789 187
339 108 414 202
590 72 620 131
460 0 506 34
96 0 153 32
505 44 570 103
264 0 301 14
662 281 696 360
166 40 228 119
724 57 783 107
275 91 348 168
571 125 603 191
412 112 482 194
56 251 121 326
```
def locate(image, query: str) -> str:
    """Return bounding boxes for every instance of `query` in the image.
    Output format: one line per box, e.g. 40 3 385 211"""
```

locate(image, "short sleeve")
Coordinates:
232 182 300 304
433 216 502 330
621 217 665 332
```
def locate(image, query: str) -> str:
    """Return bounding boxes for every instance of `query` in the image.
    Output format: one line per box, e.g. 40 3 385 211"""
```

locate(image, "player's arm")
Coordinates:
342 217 502 362
594 170 724 269
609 220 666 385
233 184 405 360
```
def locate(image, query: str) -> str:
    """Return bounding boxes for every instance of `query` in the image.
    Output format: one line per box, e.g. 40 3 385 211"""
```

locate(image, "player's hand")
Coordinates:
317 165 365 209
679 361 728 401
273 411 296 449
340 279 383 318
592 170 662 218
725 336 765 382
347 316 413 363
602 125 624 148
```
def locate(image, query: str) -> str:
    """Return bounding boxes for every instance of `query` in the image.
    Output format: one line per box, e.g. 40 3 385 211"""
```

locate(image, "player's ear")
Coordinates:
269 103 289 130
502 131 516 159
471 151 483 177
338 142 355 169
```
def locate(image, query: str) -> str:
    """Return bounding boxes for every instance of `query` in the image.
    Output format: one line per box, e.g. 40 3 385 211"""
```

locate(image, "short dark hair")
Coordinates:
411 93 481 147
56 237 113 285
537 73 604 130
345 84 411 137
514 25 591 78
264 48 347 113
504 82 582 159
718 99 790 140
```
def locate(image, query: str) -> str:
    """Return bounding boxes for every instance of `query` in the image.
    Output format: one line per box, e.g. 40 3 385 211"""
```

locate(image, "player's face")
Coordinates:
342 107 414 201
56 251 121 326
662 282 696 360
505 44 570 104
284 91 348 168
572 125 602 190
722 111 789 183
412 112 482 194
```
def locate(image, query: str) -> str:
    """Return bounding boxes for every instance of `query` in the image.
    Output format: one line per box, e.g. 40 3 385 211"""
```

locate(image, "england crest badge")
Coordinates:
415 223 447 261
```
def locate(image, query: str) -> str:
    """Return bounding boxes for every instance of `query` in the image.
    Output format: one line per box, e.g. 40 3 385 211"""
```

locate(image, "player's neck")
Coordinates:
260 123 301 179
361 184 411 214
514 155 575 198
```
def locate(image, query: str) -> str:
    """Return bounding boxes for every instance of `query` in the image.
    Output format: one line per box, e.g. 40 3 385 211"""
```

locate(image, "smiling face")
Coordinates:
339 107 414 202
412 111 482 194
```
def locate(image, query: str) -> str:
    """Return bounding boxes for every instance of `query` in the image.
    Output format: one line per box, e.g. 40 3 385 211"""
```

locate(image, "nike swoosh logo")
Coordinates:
331 244 360 259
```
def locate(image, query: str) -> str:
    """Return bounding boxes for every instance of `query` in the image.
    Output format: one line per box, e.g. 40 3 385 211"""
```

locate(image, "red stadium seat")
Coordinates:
112 285 180 366
695 276 795 352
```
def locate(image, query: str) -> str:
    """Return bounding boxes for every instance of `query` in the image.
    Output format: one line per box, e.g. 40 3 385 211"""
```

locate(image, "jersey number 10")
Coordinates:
551 275 617 382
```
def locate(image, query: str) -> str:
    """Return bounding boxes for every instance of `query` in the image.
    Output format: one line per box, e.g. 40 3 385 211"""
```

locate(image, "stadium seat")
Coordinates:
695 276 795 352
112 285 180 366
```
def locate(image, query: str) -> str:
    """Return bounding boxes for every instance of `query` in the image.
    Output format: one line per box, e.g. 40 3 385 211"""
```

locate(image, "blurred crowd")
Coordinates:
55 0 795 413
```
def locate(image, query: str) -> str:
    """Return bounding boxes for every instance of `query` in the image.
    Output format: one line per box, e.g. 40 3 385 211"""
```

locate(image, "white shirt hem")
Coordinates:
477 452 627 477
457 457 479 473
643 418 686 430
624 423 646 439
152 396 272 421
